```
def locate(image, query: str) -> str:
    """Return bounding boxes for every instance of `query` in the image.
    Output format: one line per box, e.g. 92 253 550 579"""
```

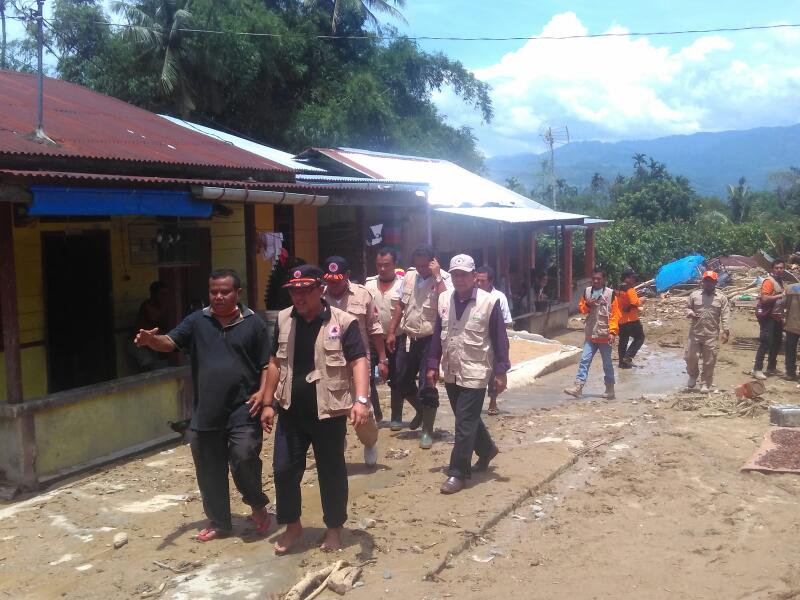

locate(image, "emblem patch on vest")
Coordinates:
328 325 341 339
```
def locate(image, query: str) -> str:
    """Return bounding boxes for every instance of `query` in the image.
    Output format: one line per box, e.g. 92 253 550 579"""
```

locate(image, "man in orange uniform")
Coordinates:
753 258 786 380
564 266 621 399
617 268 645 369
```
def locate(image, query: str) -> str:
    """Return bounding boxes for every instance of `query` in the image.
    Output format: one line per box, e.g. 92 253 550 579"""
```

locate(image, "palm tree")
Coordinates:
727 176 750 224
111 0 196 113
307 0 407 34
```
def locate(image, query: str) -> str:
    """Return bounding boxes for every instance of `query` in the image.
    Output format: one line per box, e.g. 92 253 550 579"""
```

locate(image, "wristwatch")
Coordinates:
356 395 370 405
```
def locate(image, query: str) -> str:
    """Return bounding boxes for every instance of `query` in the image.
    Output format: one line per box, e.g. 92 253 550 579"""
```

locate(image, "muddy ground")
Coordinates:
2 298 799 600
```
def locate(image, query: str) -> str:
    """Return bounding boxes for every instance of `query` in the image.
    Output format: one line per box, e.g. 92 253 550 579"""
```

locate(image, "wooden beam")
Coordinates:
585 227 596 277
0 202 23 404
244 203 258 309
561 227 574 303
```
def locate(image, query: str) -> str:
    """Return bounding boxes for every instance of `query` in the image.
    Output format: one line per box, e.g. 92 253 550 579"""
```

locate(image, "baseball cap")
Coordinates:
283 264 324 288
449 254 476 273
702 270 718 281
323 256 350 281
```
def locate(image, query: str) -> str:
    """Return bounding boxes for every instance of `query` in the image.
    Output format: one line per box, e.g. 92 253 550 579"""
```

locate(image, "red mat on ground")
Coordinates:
742 427 800 474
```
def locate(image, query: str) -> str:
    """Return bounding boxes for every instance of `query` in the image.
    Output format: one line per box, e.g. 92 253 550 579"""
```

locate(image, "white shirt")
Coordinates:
489 287 513 325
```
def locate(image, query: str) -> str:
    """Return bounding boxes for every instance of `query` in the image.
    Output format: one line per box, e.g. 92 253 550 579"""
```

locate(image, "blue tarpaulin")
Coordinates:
28 186 212 218
655 254 705 293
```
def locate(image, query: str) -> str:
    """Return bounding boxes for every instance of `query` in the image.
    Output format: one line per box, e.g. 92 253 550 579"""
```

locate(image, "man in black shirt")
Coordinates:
259 265 370 554
134 269 271 542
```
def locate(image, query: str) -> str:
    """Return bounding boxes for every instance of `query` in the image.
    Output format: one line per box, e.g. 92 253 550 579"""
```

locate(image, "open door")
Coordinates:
43 231 117 393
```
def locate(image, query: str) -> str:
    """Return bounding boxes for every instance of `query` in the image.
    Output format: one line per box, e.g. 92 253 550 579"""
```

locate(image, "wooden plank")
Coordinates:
0 202 23 404
244 204 258 309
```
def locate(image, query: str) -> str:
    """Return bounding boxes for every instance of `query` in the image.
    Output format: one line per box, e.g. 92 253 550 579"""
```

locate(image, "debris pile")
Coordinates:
669 391 770 418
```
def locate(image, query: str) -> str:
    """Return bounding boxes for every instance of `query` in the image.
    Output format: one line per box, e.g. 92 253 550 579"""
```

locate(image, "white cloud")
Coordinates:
440 12 800 155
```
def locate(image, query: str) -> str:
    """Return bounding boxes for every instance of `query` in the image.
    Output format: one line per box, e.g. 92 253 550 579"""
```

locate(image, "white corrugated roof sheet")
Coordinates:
327 148 551 209
160 115 325 172
436 206 586 224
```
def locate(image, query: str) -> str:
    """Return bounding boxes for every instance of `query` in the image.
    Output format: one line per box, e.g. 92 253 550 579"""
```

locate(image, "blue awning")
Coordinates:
28 186 212 217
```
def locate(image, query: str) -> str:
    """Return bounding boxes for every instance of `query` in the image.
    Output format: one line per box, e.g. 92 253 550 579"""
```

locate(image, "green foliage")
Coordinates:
39 0 491 169
596 219 800 281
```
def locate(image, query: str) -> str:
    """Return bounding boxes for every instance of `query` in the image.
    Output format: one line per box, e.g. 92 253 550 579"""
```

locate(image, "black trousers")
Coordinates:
391 334 439 414
619 320 645 362
445 383 495 480
187 423 269 533
273 408 348 529
754 318 784 371
369 343 397 418
786 331 799 377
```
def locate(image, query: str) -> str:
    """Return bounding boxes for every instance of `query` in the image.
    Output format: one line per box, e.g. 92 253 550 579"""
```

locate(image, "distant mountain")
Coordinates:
485 124 800 198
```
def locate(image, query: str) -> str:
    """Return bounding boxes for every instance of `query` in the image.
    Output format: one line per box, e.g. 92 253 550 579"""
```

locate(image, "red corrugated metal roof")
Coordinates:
0 70 289 173
0 169 421 193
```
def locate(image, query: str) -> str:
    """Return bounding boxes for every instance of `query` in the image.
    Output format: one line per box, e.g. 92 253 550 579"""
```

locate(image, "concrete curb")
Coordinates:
506 347 582 391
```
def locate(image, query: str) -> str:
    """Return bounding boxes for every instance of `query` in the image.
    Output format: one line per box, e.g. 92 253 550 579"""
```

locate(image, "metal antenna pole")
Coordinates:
31 0 55 145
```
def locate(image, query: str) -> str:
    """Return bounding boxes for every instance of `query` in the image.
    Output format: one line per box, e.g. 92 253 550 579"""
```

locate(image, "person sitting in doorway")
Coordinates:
128 281 170 373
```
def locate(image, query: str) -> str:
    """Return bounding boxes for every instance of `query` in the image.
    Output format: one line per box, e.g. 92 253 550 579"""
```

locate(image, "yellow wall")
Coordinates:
33 376 184 476
0 208 250 401
294 205 319 265
254 204 275 311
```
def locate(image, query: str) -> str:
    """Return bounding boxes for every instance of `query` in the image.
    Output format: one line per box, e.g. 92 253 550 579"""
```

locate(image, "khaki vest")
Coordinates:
365 275 401 335
438 289 495 388
324 282 381 352
274 306 356 420
399 270 441 338
584 286 614 340
785 285 800 335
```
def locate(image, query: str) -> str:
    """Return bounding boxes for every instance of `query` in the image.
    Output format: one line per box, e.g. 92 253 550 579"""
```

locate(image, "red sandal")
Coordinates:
250 511 273 536
196 527 228 542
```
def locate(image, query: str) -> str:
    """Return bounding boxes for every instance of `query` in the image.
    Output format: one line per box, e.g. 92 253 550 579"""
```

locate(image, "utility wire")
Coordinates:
6 14 800 42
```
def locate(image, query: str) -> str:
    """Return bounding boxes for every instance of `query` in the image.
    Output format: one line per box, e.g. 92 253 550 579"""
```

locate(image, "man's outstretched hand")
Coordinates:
134 327 159 348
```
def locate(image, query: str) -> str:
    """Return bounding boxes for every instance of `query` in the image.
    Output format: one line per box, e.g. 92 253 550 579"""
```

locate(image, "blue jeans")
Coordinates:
576 341 615 384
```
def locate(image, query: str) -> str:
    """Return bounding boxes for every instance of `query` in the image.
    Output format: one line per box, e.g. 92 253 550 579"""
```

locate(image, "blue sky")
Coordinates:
7 2 800 157
394 1 800 156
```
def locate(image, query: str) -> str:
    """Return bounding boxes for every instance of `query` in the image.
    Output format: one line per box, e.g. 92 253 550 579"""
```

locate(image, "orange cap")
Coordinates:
702 270 718 281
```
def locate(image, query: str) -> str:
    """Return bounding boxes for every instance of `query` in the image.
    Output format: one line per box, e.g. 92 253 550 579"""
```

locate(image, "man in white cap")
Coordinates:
426 254 510 494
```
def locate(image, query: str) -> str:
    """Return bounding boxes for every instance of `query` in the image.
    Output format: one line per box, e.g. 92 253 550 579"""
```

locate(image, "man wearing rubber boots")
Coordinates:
261 265 372 554
386 244 452 448
426 254 510 494
685 270 731 393
322 255 385 466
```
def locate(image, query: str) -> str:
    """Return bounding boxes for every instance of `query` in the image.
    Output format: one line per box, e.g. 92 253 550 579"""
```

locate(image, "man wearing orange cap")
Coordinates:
685 270 731 393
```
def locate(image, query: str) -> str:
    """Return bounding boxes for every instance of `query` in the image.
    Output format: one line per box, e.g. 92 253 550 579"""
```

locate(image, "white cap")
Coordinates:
449 254 475 273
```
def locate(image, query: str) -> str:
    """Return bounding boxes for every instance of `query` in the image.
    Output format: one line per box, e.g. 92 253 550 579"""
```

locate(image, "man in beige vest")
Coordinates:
426 254 510 494
260 265 371 555
564 266 620 399
364 248 404 421
387 244 452 448
685 270 731 393
323 255 385 466
783 282 800 381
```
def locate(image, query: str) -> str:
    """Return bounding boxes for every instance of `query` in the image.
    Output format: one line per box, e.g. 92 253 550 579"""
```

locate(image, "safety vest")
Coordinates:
324 281 381 352
438 288 495 388
584 286 614 340
399 269 442 338
364 275 401 336
274 306 356 420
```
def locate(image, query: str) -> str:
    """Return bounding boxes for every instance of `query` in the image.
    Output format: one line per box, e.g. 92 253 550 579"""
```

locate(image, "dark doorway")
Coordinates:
158 228 213 324
43 231 117 393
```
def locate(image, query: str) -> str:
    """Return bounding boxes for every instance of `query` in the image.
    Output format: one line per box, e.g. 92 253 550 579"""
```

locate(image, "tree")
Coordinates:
306 0 407 34
505 176 527 195
110 0 197 113
1 0 7 69
727 176 750 224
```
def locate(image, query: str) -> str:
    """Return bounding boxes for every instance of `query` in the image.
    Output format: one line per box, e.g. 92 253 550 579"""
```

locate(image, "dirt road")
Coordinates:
1 299 799 599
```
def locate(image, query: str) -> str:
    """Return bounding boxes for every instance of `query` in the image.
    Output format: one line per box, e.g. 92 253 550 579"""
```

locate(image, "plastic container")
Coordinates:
735 380 766 399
